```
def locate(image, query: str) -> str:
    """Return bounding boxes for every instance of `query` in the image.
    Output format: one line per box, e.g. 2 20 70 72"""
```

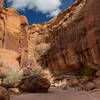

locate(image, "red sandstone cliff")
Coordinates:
0 0 100 75
29 0 100 75
0 7 28 69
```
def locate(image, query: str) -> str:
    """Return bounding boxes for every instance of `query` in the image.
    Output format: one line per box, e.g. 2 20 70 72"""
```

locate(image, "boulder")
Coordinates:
64 78 79 90
0 86 10 100
18 77 50 93
84 82 96 91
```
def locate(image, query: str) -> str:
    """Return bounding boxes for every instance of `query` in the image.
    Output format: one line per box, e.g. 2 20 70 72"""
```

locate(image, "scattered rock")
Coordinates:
63 78 79 90
8 88 20 94
84 82 96 91
80 77 88 84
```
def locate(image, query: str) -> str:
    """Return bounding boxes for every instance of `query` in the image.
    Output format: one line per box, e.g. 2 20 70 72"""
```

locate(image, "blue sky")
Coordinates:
4 0 76 25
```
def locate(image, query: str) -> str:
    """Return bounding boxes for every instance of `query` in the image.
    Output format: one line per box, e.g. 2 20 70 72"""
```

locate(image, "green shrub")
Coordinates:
82 65 94 77
50 74 54 78
6 68 23 85
0 64 23 87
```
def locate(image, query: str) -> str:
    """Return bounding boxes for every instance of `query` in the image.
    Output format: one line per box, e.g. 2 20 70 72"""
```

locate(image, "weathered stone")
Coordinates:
0 48 20 76
0 0 100 83
38 0 100 74
0 86 10 100
0 0 3 9
65 78 79 88
8 88 20 94
85 82 96 91
18 77 50 93
0 7 28 67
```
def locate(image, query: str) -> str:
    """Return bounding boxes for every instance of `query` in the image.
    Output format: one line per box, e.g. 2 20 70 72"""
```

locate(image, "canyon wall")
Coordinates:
0 7 28 67
0 0 100 75
37 0 100 74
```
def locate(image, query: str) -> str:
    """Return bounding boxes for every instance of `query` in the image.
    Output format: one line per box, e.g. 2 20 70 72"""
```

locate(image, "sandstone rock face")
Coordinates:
0 7 28 66
38 0 100 74
0 86 10 100
0 0 100 77
0 48 20 75
0 0 3 9
28 24 50 69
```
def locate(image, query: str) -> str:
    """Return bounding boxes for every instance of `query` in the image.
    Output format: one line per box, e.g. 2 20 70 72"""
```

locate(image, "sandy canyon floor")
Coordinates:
11 88 100 100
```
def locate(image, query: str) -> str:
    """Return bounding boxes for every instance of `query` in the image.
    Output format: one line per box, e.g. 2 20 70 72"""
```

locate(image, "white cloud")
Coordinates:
7 0 62 17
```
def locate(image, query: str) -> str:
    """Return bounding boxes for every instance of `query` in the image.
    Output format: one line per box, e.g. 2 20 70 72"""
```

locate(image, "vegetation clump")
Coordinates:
82 65 94 77
77 65 94 79
0 64 23 87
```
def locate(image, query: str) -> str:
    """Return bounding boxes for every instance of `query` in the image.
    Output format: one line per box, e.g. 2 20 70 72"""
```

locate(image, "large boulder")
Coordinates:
18 77 50 93
0 86 10 100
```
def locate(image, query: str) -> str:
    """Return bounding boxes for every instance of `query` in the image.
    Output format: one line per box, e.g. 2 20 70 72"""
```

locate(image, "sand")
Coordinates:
11 88 100 100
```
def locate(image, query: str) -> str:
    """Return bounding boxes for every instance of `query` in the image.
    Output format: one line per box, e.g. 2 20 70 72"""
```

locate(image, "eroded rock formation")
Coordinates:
0 7 28 67
0 0 100 76
0 86 10 100
18 77 50 93
0 48 20 76
30 0 100 75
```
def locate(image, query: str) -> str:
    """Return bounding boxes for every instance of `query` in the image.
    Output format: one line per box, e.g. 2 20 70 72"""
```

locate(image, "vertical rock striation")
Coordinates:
0 0 100 75
0 7 28 67
36 0 100 74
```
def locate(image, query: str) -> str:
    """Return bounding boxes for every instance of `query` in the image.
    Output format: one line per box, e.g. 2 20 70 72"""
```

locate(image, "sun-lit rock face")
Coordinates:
0 7 28 66
28 23 50 69
0 48 20 76
0 0 100 75
36 0 100 74
0 0 3 9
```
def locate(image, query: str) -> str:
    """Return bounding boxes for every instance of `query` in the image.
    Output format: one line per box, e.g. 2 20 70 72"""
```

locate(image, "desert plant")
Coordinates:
50 74 54 78
0 64 23 87
5 68 23 86
82 65 94 77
